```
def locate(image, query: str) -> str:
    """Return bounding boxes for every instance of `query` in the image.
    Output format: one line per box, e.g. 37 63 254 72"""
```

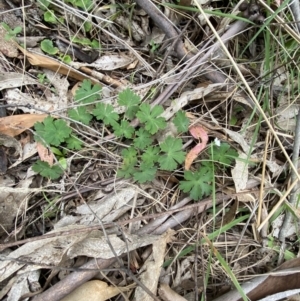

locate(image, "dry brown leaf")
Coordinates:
16 45 100 84
0 114 48 137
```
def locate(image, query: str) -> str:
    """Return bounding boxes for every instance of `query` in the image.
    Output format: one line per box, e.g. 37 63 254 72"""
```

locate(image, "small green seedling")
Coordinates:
43 10 58 24
40 39 59 55
37 73 50 84
1 22 22 41
71 37 101 50
65 0 94 11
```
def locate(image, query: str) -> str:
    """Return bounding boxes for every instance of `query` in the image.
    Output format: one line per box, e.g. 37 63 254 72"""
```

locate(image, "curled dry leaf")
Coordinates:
185 125 208 170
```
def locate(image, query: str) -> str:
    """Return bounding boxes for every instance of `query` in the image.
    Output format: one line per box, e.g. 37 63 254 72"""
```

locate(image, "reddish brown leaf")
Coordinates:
185 125 208 170
36 142 54 166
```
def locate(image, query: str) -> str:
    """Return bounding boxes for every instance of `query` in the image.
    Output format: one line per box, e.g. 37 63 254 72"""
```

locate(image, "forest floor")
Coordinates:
1 0 300 300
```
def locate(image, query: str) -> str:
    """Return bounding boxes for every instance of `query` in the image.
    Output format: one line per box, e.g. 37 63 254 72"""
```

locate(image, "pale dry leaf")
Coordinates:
148 26 165 44
133 230 175 301
0 174 14 186
0 226 160 283
231 151 248 192
184 38 198 53
0 274 16 300
76 187 136 222
127 59 139 70
102 197 144 223
197 6 214 25
162 84 222 120
7 270 40 301
22 141 38 163
54 182 137 228
159 283 188 301
43 69 69 102
223 128 251 154
0 232 82 283
272 66 288 87
173 256 194 288
54 215 81 229
116 16 145 41
272 213 296 238
266 160 284 178
237 193 256 203
72 54 136 71
67 230 161 259
0 71 38 90
61 280 134 301
143 26 165 46
276 104 298 132
232 94 255 108
155 122 178 143
5 88 64 114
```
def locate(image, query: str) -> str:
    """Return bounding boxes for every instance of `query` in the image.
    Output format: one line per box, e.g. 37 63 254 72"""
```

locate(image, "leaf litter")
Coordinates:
0 0 300 300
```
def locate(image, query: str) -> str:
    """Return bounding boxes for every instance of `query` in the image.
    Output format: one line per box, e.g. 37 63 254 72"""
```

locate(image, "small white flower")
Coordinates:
214 138 221 147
